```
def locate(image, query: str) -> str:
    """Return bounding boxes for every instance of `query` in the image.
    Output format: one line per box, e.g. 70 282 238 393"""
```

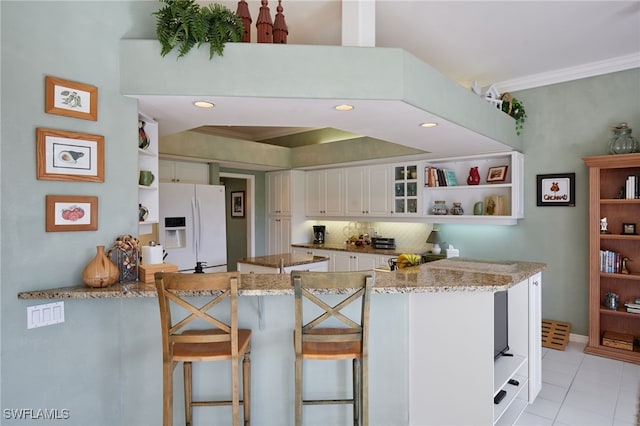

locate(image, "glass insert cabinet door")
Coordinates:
393 164 419 215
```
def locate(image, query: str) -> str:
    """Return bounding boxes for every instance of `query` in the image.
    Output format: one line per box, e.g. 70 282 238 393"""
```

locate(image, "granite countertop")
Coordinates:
291 242 431 257
17 258 546 299
237 253 329 268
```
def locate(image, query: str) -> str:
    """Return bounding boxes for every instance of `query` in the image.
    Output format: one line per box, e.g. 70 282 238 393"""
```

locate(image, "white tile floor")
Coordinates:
516 341 640 426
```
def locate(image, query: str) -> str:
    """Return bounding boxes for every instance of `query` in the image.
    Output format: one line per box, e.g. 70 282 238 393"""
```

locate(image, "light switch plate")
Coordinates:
27 301 65 329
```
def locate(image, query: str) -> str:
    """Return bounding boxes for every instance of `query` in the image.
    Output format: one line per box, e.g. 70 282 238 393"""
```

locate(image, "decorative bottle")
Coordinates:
82 245 119 288
450 202 464 215
608 123 639 155
467 166 480 185
432 200 448 215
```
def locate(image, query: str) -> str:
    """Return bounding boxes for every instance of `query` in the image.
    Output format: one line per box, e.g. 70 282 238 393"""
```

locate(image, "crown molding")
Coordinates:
496 53 640 93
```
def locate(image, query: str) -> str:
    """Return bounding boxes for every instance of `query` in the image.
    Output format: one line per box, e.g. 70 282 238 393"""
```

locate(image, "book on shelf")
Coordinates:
625 175 640 199
425 167 458 187
599 249 622 273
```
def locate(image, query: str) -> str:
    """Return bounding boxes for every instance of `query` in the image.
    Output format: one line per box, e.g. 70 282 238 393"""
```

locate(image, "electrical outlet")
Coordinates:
27 302 65 329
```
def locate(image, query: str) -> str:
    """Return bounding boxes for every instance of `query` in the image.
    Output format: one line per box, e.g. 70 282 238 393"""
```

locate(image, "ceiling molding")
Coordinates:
496 53 640 93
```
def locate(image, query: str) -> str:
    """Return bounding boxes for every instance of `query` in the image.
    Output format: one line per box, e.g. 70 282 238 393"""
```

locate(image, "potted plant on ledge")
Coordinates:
500 93 527 135
154 0 244 60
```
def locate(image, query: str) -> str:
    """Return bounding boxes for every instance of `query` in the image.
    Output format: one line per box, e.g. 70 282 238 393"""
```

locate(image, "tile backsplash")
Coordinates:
305 220 433 249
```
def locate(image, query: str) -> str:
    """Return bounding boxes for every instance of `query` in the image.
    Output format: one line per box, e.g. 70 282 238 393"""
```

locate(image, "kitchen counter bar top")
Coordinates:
237 253 329 268
17 258 545 299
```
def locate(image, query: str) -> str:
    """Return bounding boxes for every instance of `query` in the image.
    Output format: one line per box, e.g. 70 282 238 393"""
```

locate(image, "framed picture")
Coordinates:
36 128 104 182
537 173 575 207
231 191 245 217
45 76 98 121
622 223 637 235
487 165 508 183
46 195 98 232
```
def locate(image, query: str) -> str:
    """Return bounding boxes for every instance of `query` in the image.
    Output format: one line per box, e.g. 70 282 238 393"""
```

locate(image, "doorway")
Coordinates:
220 172 255 271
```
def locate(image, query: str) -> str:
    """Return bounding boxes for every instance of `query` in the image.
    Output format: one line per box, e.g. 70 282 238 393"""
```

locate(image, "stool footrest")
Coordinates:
192 400 246 407
303 398 354 405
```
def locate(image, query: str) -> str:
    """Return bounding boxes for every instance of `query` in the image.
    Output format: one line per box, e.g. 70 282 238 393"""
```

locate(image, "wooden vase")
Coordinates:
82 245 119 287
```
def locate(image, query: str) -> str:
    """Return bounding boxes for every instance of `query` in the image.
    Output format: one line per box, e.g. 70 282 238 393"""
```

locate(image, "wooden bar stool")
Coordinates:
155 271 251 426
291 270 374 426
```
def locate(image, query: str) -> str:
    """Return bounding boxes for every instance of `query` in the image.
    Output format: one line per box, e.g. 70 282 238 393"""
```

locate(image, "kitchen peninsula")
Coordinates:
18 259 545 425
236 252 329 274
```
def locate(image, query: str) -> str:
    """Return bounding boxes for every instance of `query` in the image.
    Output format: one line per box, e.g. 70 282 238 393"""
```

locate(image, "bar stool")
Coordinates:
155 271 251 426
291 270 374 426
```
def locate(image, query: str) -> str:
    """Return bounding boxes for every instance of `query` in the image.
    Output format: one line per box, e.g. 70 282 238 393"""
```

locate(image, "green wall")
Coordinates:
1 1 639 424
1 2 160 424
441 68 640 335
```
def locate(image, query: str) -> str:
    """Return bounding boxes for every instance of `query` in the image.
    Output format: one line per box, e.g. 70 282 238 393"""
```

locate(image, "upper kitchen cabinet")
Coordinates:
344 165 391 217
138 113 159 235
268 170 293 216
390 162 422 217
159 159 209 184
422 152 524 225
306 169 344 217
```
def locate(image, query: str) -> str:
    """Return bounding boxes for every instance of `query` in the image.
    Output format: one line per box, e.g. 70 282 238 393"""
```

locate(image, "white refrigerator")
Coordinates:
159 183 227 273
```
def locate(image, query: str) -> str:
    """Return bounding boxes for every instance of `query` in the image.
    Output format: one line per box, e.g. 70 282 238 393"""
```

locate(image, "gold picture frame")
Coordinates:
46 195 98 232
36 128 104 182
45 76 98 121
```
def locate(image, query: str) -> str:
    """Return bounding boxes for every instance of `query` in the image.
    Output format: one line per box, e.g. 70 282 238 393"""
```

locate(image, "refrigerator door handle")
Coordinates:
196 198 203 249
191 198 198 254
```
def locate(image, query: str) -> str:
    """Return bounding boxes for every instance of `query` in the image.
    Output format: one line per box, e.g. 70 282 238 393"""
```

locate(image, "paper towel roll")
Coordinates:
142 245 164 265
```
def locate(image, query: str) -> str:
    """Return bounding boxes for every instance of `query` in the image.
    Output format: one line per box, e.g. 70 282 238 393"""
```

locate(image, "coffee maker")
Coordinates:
313 225 326 244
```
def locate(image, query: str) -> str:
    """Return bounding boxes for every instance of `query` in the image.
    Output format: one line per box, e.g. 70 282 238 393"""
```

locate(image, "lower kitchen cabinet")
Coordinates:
409 272 542 425
332 251 379 272
267 216 291 255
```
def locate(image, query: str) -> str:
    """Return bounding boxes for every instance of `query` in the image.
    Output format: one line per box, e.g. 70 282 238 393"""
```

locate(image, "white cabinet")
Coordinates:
409 273 542 425
390 163 421 217
305 169 344 217
422 152 524 225
267 216 291 255
266 170 306 254
344 165 391 217
159 159 209 184
138 113 159 235
333 251 378 272
267 170 292 216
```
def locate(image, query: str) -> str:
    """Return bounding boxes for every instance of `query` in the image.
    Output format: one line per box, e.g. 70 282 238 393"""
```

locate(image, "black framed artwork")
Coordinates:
536 173 575 207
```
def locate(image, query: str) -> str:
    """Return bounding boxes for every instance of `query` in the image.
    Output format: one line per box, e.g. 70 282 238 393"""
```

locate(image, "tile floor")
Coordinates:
516 341 640 425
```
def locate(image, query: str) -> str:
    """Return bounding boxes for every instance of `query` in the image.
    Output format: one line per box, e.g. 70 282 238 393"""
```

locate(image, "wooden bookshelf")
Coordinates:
583 153 640 364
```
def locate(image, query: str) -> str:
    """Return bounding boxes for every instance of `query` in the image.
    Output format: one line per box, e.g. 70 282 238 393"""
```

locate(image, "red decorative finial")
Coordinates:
273 0 288 44
236 0 252 43
256 0 273 43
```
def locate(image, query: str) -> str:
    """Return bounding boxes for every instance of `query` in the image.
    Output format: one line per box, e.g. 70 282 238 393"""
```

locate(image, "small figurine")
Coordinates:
621 257 631 274
600 217 609 233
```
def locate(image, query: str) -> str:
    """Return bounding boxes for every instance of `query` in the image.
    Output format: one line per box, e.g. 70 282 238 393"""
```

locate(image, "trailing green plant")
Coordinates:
154 0 244 60
500 93 527 135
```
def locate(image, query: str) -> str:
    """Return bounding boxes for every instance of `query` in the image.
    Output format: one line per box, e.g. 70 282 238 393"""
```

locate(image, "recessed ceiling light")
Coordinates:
193 101 215 108
420 122 438 128
334 104 354 111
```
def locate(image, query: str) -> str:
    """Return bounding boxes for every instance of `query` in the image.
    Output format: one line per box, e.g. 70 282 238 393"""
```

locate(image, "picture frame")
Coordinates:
536 173 575 207
45 76 98 121
622 223 637 235
36 128 104 182
46 195 98 232
487 165 508 183
231 191 245 218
